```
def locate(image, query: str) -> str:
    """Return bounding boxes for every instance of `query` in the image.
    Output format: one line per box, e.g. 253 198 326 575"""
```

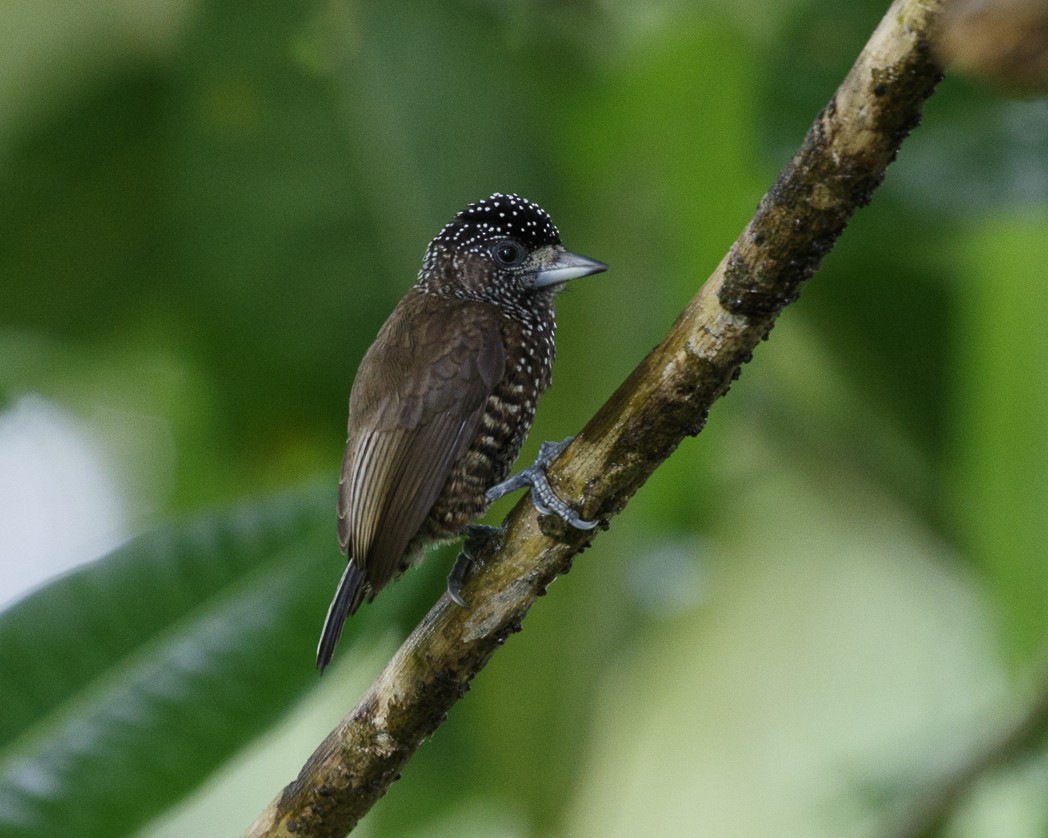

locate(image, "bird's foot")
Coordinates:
447 524 498 607
485 437 598 530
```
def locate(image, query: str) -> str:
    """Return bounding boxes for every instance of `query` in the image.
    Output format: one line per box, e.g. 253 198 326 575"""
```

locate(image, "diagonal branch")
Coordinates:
885 645 1048 838
245 1 945 835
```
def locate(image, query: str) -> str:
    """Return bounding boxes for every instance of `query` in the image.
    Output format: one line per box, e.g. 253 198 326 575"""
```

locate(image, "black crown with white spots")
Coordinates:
431 193 562 256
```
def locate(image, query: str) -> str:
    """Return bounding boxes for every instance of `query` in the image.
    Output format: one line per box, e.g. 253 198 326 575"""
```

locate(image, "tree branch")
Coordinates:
885 647 1048 838
245 1 945 835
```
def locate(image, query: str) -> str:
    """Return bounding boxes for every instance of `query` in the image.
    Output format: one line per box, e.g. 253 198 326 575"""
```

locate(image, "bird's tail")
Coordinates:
316 561 368 672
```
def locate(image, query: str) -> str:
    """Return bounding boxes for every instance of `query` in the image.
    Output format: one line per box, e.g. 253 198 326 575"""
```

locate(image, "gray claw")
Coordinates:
485 436 597 530
447 579 469 608
447 525 497 607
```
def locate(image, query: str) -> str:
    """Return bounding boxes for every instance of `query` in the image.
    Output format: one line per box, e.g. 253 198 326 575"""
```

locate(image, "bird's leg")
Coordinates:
449 439 596 607
485 437 598 530
448 524 498 607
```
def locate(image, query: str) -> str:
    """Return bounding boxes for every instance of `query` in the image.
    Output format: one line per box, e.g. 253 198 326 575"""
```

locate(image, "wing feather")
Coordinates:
348 431 396 561
364 412 476 586
337 293 506 600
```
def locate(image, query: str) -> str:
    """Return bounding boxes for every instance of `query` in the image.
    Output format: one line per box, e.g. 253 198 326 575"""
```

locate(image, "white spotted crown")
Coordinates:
430 193 562 255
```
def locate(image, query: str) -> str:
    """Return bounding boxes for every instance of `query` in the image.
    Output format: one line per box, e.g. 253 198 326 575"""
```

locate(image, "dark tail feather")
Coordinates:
316 561 367 672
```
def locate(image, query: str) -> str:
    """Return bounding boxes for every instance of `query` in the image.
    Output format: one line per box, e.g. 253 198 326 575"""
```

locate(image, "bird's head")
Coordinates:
417 193 606 315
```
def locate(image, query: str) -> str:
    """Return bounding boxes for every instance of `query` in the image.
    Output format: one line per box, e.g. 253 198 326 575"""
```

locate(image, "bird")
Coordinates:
316 193 606 671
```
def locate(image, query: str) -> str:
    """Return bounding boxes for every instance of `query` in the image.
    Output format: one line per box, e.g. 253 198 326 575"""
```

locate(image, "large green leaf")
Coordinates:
0 484 337 837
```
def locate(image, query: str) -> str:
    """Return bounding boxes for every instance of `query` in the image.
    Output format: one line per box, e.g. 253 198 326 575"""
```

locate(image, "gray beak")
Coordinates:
533 249 608 289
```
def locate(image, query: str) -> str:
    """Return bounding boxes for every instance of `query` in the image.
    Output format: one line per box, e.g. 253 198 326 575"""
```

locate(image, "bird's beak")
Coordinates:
532 249 608 289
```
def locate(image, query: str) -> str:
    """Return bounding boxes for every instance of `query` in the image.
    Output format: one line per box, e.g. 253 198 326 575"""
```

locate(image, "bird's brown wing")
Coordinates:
337 293 506 597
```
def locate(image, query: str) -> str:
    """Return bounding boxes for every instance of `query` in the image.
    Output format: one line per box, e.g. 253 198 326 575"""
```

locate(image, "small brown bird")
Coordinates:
317 193 606 670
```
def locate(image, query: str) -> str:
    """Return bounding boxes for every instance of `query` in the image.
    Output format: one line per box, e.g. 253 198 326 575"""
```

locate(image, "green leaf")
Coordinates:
0 484 336 837
951 216 1048 664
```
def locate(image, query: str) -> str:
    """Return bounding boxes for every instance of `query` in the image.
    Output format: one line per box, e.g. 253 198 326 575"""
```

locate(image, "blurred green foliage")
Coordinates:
2 1 1048 836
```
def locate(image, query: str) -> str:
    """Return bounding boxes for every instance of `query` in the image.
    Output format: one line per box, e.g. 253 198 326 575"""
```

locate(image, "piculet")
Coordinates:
317 193 606 670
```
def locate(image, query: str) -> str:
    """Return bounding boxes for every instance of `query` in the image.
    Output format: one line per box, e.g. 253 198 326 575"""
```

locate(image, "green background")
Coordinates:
2 1 1048 836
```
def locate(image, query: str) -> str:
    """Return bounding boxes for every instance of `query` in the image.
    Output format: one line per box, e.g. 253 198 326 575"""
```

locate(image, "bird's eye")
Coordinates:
491 240 524 267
